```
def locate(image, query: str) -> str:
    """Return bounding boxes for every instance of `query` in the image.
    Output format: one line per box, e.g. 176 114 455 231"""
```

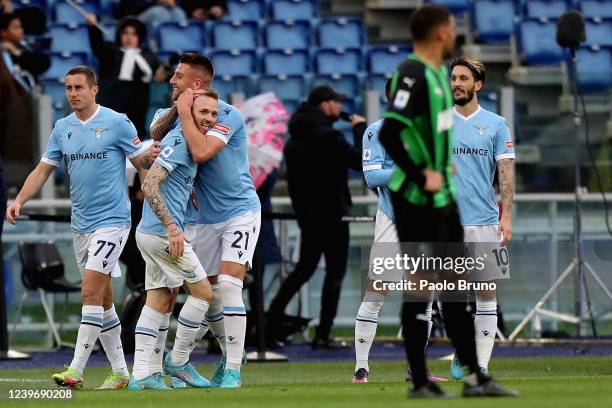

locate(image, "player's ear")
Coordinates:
475 80 483 92
91 85 99 96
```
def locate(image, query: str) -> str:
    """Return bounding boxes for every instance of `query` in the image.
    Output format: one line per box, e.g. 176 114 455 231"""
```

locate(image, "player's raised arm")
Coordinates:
150 106 179 141
6 161 55 225
176 88 224 164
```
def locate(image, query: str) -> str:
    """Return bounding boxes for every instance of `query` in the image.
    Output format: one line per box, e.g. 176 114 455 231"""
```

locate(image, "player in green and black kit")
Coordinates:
379 5 518 399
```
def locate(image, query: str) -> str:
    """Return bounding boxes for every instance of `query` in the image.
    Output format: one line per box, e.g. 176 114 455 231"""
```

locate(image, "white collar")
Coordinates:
453 105 481 122
76 104 101 126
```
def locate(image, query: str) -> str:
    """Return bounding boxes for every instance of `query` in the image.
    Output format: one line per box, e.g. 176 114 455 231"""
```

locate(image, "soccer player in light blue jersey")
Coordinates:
353 80 445 384
6 66 155 390
150 53 260 388
127 90 219 390
450 57 515 378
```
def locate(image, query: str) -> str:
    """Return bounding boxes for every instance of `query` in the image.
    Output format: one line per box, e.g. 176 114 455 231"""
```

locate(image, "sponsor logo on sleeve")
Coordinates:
393 90 410 109
211 123 230 135
363 149 372 161
132 137 141 146
160 145 174 159
506 140 514 149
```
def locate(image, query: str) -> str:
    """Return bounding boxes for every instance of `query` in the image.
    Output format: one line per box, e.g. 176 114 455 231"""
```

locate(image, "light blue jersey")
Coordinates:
151 107 198 225
362 119 395 222
138 127 197 236
42 105 144 233
452 106 515 226
194 100 260 224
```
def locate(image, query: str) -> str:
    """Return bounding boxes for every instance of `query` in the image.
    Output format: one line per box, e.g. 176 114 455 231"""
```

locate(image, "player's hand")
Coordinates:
149 141 161 162
6 201 21 225
498 214 512 246
176 88 195 116
167 224 185 259
85 13 97 26
350 114 366 128
423 169 443 193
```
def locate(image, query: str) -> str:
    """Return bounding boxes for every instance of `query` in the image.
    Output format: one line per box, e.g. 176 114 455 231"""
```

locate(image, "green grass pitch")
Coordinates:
1 357 611 407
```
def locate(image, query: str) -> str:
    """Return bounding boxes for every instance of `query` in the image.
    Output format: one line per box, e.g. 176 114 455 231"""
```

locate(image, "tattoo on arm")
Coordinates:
150 106 178 141
142 163 174 226
498 158 514 216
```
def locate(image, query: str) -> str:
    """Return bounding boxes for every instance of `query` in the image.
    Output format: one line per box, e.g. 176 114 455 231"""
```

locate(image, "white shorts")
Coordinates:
194 212 261 276
136 231 207 291
368 210 403 281
184 223 197 243
464 224 511 281
73 226 130 278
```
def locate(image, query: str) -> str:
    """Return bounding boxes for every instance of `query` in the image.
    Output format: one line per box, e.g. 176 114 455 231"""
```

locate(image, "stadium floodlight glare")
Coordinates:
509 11 612 340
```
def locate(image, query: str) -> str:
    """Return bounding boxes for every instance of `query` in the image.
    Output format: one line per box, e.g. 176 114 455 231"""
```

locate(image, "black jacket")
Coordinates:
284 102 365 223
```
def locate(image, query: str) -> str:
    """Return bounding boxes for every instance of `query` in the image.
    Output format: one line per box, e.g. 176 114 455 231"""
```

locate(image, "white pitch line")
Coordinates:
0 379 49 383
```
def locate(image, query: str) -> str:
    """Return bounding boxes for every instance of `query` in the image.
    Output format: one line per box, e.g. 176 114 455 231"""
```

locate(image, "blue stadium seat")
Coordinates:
211 20 259 50
42 52 89 80
42 79 66 110
50 24 90 54
317 18 364 48
368 74 390 101
524 0 568 19
517 19 564 64
367 46 410 75
270 0 316 20
425 0 469 14
102 21 117 43
479 91 499 113
315 48 362 75
265 20 311 50
225 0 264 21
313 74 361 99
213 75 256 100
14 0 47 10
209 50 257 76
281 99 301 114
53 1 100 24
577 46 612 90
258 75 307 100
580 0 612 19
157 22 204 53
585 19 612 47
473 0 516 43
262 49 309 75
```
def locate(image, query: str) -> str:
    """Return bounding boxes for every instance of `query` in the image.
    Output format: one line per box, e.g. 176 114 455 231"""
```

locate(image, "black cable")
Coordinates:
578 83 612 238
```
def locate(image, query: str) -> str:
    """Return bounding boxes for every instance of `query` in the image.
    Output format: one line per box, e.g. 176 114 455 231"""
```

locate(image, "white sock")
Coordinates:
133 306 163 380
187 319 209 354
206 283 227 357
354 292 385 371
98 305 128 376
171 296 210 365
70 305 104 375
149 312 171 375
425 300 433 339
475 299 497 370
219 275 245 372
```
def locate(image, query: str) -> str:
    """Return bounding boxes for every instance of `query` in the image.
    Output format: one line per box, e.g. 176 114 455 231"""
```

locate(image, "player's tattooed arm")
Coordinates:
150 106 178 141
498 158 514 245
142 164 173 226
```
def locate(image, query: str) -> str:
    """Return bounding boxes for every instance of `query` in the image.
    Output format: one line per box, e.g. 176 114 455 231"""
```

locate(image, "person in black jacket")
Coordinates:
268 85 366 349
85 14 159 138
0 13 49 84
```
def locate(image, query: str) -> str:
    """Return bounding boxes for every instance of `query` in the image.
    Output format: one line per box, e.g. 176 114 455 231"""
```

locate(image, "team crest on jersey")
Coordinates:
92 128 107 139
474 124 489 136
212 123 230 135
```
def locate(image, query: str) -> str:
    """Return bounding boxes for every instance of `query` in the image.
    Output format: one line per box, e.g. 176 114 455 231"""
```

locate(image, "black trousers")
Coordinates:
268 218 349 340
390 191 480 388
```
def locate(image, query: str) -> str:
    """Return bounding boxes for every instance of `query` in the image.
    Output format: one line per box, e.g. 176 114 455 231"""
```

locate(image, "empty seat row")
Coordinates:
42 44 409 78
19 0 319 24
